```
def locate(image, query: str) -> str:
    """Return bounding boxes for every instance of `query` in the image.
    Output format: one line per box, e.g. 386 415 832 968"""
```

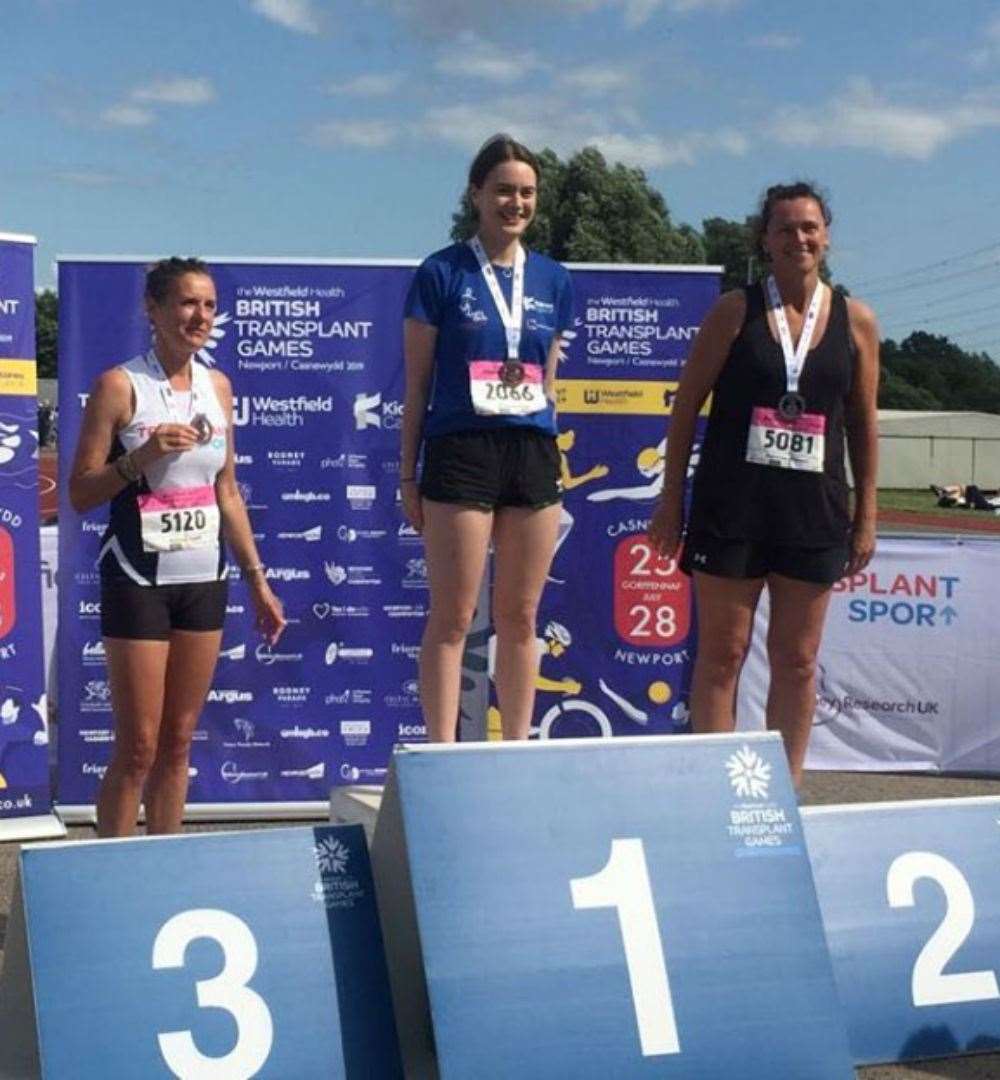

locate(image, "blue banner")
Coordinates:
0 234 51 819
58 259 718 809
489 267 719 740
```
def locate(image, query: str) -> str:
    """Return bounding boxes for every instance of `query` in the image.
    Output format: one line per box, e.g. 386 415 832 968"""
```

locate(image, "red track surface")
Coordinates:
38 449 57 523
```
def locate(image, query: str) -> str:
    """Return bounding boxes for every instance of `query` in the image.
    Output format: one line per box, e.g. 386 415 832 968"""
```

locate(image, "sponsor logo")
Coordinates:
280 762 326 780
223 717 271 748
346 484 376 510
314 836 349 873
207 688 254 704
338 763 386 783
234 395 334 428
557 379 681 415
320 452 368 469
79 599 101 617
397 521 421 544
221 761 269 784
79 727 115 743
81 520 106 535
266 567 311 582
273 685 311 705
340 719 370 746
81 680 111 711
226 604 245 615
255 643 305 665
397 722 426 738
403 557 428 589
392 642 421 661
267 449 306 469
235 453 253 465
83 762 109 778
280 724 330 739
324 561 380 586
325 642 374 664
281 490 331 503
353 390 403 431
313 602 370 619
82 639 106 665
383 602 426 618
219 643 247 661
337 525 387 542
236 481 268 510
276 525 322 542
324 561 347 585
726 746 771 800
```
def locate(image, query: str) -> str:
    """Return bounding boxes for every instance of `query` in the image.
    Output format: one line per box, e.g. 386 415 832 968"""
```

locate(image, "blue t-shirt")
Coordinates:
404 242 574 438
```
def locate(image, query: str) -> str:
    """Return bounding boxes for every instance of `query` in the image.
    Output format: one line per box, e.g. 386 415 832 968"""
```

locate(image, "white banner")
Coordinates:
737 538 1000 772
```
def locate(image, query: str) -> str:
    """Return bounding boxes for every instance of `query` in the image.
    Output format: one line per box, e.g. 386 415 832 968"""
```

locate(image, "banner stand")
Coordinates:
56 800 329 826
0 814 66 844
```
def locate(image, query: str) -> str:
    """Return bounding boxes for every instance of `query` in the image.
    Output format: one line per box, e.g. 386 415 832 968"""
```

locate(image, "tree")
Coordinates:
451 146 704 264
36 289 57 379
880 333 1000 413
701 216 755 291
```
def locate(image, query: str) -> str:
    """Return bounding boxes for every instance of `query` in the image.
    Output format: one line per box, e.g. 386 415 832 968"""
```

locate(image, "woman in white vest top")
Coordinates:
69 258 285 835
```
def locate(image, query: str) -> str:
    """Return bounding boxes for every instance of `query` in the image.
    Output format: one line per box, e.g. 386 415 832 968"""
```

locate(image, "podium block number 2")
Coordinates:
570 838 681 1057
152 908 274 1080
887 851 1000 1008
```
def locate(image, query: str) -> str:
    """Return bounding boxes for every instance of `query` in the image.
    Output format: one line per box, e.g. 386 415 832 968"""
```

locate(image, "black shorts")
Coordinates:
420 429 562 509
680 533 849 586
100 578 228 640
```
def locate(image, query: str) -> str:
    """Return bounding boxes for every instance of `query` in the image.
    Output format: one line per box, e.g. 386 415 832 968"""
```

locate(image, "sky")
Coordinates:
4 0 1000 356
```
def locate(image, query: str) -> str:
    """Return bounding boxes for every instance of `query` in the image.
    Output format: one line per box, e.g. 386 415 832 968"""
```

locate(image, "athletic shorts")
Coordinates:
100 577 228 639
680 533 849 586
420 429 562 509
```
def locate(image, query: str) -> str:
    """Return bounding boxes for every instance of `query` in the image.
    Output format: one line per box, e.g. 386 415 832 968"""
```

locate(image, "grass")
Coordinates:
877 487 1000 522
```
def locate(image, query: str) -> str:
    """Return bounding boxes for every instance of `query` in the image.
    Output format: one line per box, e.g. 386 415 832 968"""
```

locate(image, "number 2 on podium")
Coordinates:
571 838 681 1057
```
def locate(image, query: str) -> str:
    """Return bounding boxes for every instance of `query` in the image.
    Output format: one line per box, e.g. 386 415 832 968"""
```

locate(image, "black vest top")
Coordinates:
687 283 854 546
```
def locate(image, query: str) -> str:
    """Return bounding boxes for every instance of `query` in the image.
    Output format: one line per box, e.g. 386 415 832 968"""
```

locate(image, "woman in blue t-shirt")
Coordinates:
401 134 573 741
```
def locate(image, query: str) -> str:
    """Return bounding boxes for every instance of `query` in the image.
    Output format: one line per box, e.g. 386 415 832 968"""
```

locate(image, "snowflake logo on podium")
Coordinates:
314 836 350 875
726 745 771 799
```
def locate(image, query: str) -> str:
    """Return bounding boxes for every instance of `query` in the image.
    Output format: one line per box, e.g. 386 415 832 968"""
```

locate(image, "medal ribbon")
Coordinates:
469 235 525 361
765 275 825 396
147 348 199 425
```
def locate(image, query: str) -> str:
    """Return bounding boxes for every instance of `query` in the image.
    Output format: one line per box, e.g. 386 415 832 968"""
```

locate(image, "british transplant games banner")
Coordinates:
0 234 51 820
58 258 718 809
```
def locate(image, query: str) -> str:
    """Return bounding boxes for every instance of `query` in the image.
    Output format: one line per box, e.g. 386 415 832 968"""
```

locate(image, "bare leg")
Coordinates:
98 638 169 837
420 501 493 742
144 628 223 834
491 503 563 739
689 571 765 733
765 573 834 787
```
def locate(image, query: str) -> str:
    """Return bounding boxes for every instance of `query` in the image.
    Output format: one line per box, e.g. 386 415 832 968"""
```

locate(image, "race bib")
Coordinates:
138 485 219 552
469 360 546 417
746 407 825 473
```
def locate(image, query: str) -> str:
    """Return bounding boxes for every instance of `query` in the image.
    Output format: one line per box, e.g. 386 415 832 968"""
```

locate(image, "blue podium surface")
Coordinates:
372 733 852 1080
803 795 1000 1066
0 824 401 1079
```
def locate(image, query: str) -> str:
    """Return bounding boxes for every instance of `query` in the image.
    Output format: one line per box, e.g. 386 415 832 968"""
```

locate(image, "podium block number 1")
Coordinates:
570 838 681 1057
887 851 1000 1008
152 908 274 1079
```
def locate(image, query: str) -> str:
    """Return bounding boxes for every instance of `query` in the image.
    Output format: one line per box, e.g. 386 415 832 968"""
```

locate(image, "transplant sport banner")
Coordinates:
485 266 720 742
738 537 1000 772
0 234 52 820
58 258 718 810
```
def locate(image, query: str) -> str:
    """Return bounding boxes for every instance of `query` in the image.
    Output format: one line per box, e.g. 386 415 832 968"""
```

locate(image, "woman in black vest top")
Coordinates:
649 183 879 787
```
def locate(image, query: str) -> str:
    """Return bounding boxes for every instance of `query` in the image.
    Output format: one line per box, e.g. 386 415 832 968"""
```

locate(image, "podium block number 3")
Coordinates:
152 908 274 1080
887 852 1000 1008
571 838 681 1057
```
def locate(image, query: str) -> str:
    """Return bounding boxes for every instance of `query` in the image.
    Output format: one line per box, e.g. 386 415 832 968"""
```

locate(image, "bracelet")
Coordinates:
242 564 266 577
113 451 142 484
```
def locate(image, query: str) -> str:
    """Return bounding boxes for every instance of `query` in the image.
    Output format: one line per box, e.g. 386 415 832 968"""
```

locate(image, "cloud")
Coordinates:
434 33 540 82
309 119 399 148
101 104 154 127
769 78 1000 160
420 94 747 168
249 0 322 34
747 31 800 49
132 77 216 105
970 12 1000 68
558 64 634 96
326 73 404 96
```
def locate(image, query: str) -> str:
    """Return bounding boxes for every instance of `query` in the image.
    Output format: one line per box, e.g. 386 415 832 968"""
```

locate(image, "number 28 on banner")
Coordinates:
613 537 690 647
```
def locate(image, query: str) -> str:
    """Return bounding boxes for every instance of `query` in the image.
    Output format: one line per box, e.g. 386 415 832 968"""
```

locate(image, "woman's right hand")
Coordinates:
136 423 199 467
647 493 684 558
400 480 423 533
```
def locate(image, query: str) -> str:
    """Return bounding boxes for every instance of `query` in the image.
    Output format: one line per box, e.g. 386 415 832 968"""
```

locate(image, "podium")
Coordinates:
371 733 853 1079
0 824 401 1078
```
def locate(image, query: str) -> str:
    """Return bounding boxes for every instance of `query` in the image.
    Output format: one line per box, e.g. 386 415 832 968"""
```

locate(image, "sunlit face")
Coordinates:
471 159 537 243
147 272 217 357
762 197 829 273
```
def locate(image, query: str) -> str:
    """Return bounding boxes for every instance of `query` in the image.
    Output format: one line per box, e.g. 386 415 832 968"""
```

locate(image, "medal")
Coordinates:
191 412 213 444
500 360 525 387
777 393 806 421
765 275 825 418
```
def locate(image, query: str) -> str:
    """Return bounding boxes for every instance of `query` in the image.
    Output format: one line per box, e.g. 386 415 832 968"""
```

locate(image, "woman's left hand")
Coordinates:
846 518 876 576
250 581 287 645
